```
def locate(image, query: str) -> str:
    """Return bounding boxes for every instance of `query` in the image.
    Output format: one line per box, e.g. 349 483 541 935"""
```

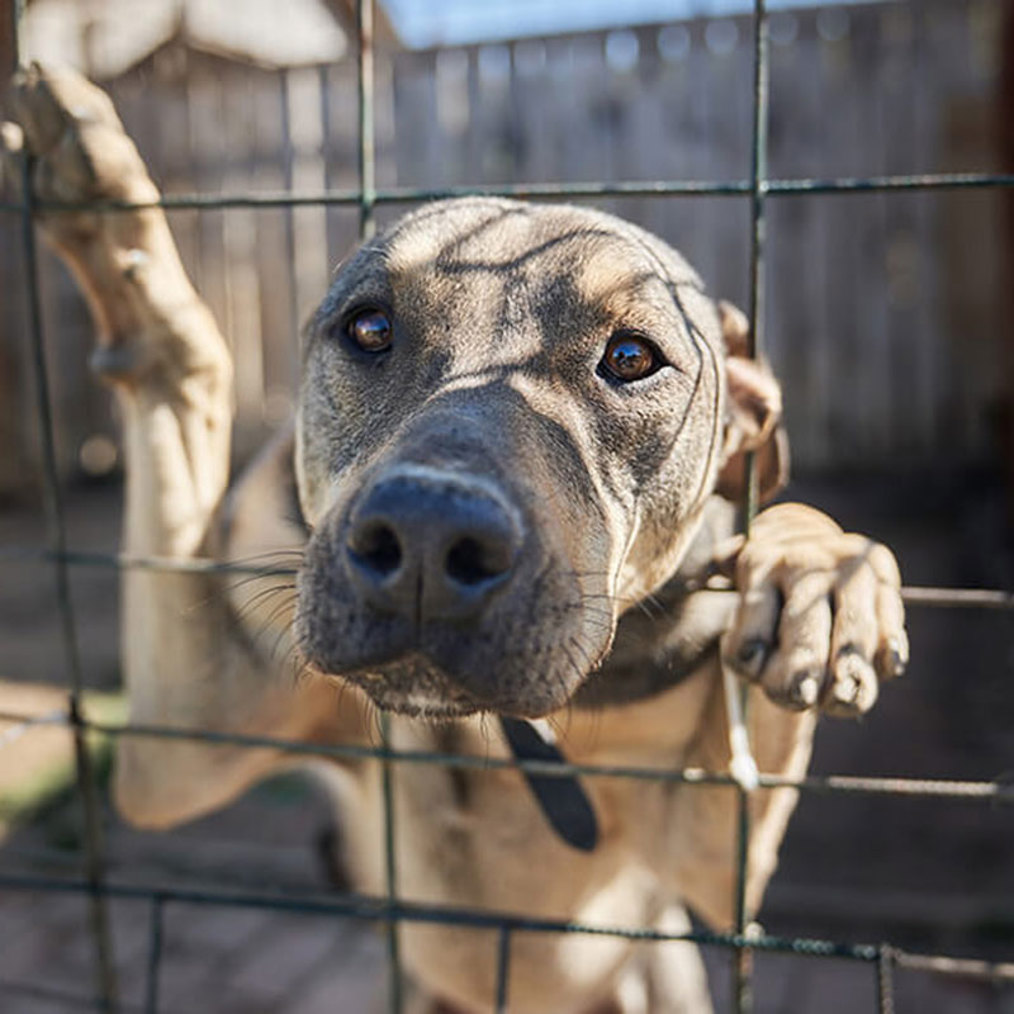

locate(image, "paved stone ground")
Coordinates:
1 473 1013 1013
0 778 388 1014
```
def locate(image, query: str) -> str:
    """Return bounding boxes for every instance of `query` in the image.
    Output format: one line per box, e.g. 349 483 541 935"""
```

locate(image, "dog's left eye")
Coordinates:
346 308 393 352
599 332 661 383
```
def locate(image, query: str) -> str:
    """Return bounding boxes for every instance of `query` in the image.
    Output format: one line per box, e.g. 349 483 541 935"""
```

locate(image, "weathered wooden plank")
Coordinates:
254 70 301 420
936 1 1005 461
392 50 442 187
0 1 1009 480
768 10 829 467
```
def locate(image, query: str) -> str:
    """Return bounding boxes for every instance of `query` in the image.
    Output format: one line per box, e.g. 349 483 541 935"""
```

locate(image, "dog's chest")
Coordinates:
385 667 717 891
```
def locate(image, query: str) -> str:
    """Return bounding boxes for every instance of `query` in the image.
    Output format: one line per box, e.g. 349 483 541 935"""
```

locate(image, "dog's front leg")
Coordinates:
664 503 907 929
2 65 320 826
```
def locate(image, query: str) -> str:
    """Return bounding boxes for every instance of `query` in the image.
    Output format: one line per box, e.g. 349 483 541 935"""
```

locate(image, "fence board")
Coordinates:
0 0 1007 482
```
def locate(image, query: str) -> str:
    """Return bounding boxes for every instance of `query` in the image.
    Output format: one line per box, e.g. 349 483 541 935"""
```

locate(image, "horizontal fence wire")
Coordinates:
0 871 962 962
9 2 118 1009
0 872 1012 983
4 0 1014 1012
2 543 1013 610
2 709 1012 804
1 171 1013 216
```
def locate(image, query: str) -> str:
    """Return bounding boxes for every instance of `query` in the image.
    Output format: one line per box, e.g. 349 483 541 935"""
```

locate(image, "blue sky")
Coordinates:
383 0 886 48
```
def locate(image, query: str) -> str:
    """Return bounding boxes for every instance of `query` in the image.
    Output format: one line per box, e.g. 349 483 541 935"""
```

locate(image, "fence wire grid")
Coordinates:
2 1 1014 1013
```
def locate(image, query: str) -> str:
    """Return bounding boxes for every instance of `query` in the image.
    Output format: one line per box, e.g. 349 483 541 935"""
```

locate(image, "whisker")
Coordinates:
267 605 298 658
220 560 302 596
221 571 291 597
231 582 297 627
229 548 306 564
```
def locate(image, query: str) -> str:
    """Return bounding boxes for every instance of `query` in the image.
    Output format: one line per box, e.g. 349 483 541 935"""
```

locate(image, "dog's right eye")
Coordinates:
345 308 393 352
599 332 661 383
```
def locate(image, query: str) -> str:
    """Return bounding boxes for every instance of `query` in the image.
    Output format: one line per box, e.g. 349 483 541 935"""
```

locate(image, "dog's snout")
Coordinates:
345 469 522 621
348 520 403 577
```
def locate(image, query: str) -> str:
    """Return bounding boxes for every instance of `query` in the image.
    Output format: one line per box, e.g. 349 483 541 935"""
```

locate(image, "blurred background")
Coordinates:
1 1 1013 1011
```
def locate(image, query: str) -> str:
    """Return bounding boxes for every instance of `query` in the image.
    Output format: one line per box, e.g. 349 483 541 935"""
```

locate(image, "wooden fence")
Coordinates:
0 0 1008 492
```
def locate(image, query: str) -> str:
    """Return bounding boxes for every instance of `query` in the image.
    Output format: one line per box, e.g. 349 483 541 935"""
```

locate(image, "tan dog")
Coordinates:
3 67 907 1014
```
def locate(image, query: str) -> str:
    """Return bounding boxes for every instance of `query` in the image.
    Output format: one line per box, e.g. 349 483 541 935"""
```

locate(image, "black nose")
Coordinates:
345 467 522 621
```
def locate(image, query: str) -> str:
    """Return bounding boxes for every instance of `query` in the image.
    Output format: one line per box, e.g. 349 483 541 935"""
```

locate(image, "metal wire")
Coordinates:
9 3 117 1008
730 2 771 1008
2 170 1014 217
0 707 63 749
0 871 928 960
4 869 1013 985
1 546 1007 612
358 0 377 241
4 2 1014 1013
354 3 401 1010
144 896 165 1014
494 926 512 1014
877 945 896 1014
2 708 1013 802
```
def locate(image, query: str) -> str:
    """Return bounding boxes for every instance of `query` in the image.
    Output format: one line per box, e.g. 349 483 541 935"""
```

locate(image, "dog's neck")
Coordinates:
500 497 739 851
572 495 738 709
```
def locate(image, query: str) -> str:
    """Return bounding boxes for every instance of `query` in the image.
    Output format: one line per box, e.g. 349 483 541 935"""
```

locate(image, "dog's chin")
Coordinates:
315 653 576 721
351 684 480 720
345 665 481 719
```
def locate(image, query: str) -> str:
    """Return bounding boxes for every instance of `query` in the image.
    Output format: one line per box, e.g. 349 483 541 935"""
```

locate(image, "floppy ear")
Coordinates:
714 301 790 504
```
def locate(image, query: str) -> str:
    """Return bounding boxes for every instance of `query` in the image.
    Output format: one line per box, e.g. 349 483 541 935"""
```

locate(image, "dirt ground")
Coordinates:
1 468 1013 1013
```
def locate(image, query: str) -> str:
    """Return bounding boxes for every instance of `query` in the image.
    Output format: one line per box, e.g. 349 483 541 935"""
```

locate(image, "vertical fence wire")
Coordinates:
877 945 897 1014
379 713 403 1014
280 68 301 353
494 924 512 1014
731 2 770 1011
358 0 377 241
143 896 165 1014
9 2 118 1009
356 3 401 1010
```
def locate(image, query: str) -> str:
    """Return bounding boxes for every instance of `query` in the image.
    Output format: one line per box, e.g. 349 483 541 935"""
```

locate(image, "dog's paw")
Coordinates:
3 65 230 390
2 63 158 250
721 503 907 717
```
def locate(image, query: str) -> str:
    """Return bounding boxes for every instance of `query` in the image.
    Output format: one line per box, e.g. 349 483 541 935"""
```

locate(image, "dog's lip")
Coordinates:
317 652 487 713
313 652 569 720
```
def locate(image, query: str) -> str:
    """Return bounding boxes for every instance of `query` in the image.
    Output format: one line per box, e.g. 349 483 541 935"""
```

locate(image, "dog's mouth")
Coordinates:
311 644 589 720
323 653 500 719
295 469 617 720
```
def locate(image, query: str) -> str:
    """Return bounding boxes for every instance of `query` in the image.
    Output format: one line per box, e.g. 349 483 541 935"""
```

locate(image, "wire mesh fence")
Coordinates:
2 1 1014 1012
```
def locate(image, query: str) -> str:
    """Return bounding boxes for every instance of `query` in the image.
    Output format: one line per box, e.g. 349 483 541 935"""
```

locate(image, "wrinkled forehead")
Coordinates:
384 201 667 302
316 199 719 366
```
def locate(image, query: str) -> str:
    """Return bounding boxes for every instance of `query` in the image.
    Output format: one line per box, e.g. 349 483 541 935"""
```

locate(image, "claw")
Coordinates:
830 672 859 708
1 120 24 154
732 638 768 680
792 672 821 708
771 669 823 711
0 121 24 194
90 344 150 381
828 654 878 716
876 634 908 680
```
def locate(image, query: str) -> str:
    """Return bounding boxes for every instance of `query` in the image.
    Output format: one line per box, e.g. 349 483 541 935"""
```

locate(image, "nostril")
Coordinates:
348 522 402 577
445 536 511 587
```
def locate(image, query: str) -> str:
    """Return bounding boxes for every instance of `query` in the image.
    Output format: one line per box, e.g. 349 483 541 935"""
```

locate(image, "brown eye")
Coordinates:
600 332 660 383
346 308 393 352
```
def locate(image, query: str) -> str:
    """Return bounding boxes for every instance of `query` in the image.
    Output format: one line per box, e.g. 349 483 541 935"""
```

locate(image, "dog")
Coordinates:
2 66 907 1014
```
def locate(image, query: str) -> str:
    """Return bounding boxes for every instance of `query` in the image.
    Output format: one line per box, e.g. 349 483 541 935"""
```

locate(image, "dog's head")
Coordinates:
294 198 782 718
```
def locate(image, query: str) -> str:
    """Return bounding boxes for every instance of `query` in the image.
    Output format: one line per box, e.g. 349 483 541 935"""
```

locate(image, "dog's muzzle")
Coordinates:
296 401 614 719
344 465 523 623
